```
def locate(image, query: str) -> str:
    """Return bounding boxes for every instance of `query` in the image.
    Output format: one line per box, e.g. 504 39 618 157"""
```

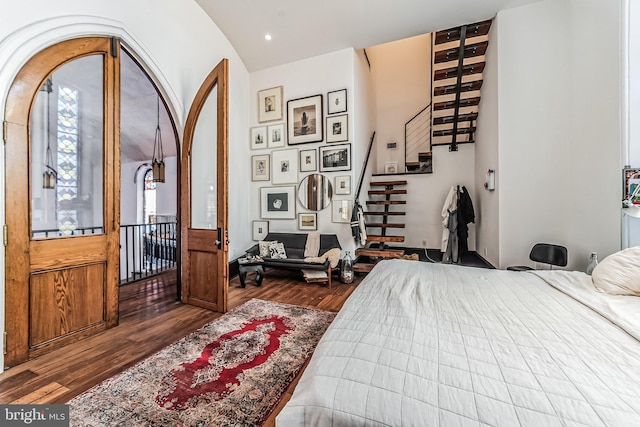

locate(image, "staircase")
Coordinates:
431 19 491 151
354 180 407 273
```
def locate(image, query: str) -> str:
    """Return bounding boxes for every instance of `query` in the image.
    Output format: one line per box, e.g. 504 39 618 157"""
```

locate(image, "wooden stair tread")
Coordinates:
368 189 407 195
435 20 492 45
433 112 478 125
434 41 488 64
366 200 406 205
366 235 405 243
433 62 485 81
432 140 475 146
433 127 476 137
434 80 483 96
365 223 405 228
363 211 406 216
355 248 405 258
434 97 480 111
370 180 407 187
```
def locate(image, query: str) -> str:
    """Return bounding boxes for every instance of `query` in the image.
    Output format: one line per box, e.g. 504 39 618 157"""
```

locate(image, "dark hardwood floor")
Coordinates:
0 268 361 425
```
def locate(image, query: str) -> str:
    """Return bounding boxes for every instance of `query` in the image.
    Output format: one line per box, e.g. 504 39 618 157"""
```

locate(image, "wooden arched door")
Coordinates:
4 37 120 366
180 59 229 312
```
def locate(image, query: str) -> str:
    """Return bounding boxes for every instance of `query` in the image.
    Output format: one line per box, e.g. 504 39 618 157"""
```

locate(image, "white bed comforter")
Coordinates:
277 260 640 427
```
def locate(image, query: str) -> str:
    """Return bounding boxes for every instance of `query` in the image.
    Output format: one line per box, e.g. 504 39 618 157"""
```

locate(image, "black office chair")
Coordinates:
507 243 568 271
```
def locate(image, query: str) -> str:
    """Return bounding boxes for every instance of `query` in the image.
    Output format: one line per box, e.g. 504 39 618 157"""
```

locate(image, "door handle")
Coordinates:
216 227 222 249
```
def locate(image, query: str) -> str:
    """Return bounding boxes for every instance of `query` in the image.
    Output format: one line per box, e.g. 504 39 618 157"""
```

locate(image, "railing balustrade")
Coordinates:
119 221 177 285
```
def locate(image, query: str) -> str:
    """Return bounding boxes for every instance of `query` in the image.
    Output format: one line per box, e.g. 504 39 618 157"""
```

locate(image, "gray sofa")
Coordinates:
246 232 341 288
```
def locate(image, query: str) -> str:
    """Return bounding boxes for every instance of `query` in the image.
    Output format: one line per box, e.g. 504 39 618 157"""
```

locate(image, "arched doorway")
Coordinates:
3 37 189 367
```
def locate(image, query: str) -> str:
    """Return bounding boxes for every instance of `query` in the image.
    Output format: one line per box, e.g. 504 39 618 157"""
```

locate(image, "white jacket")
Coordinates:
441 186 458 252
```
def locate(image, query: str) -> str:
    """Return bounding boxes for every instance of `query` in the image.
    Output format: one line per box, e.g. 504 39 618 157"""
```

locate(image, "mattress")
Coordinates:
276 259 640 426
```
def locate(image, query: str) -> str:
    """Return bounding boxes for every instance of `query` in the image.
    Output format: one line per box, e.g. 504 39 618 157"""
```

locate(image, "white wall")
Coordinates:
474 19 500 267
401 145 477 249
495 0 623 270
248 49 358 254
367 35 432 173
353 49 377 218
366 33 477 250
0 0 250 370
625 0 640 247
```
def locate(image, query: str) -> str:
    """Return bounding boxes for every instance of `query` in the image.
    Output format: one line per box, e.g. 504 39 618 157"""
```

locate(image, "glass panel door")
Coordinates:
190 83 218 229
31 55 104 239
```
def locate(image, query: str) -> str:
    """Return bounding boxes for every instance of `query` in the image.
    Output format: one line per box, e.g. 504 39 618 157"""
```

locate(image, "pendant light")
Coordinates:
42 78 57 189
152 95 165 183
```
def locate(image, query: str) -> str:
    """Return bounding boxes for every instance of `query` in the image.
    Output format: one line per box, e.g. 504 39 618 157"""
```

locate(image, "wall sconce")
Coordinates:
484 168 495 191
152 95 165 183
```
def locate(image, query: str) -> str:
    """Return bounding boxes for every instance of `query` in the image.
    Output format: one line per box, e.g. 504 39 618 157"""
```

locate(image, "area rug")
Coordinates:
68 299 335 427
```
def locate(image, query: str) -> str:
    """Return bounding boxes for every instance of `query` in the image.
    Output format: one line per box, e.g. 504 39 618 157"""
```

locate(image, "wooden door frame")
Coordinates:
4 37 120 366
180 59 229 312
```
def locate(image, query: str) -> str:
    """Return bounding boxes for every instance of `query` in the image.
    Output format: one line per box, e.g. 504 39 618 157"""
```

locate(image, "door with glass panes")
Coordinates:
4 37 120 366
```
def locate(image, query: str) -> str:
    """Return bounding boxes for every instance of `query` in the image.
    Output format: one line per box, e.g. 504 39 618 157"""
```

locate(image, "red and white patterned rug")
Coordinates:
68 299 335 426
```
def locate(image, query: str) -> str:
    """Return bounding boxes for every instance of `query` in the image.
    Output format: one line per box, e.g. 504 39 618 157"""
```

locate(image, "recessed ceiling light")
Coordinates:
264 34 272 41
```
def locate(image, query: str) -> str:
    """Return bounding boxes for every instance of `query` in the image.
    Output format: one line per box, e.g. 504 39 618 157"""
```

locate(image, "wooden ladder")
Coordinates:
354 180 407 273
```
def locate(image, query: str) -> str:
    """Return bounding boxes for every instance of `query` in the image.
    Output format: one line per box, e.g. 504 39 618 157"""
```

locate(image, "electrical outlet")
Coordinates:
422 240 427 247
484 248 488 256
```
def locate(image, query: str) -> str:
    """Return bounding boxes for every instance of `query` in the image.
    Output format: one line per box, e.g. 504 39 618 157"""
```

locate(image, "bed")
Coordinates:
276 258 640 426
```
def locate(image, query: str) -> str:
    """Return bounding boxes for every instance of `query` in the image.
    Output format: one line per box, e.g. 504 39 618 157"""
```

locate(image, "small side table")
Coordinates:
238 258 264 288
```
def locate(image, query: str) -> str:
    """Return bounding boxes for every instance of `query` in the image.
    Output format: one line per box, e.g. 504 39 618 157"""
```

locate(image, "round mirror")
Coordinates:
298 174 333 211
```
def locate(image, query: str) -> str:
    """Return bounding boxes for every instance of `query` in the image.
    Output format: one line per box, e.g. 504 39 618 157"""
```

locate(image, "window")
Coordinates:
56 85 80 235
143 168 156 224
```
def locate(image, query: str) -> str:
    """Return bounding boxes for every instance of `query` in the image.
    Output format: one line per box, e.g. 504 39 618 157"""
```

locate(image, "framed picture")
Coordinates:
332 200 353 223
384 162 398 174
272 148 298 184
623 167 640 205
250 126 267 150
251 154 270 181
299 149 317 172
287 94 323 145
327 89 347 115
298 213 317 231
320 144 351 172
268 123 285 148
334 175 351 195
252 220 269 241
260 186 296 219
258 86 283 123
326 114 348 143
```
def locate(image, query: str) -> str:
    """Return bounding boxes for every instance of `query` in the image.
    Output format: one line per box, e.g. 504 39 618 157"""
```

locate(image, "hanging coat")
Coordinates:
456 186 475 254
351 201 367 245
440 186 458 252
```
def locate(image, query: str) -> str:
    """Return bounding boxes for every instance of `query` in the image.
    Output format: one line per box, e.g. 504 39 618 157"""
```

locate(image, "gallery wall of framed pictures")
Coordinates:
249 85 354 235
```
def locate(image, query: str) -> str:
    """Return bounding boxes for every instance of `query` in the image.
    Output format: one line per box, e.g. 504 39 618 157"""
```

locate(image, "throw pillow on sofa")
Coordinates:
259 240 276 258
269 241 287 259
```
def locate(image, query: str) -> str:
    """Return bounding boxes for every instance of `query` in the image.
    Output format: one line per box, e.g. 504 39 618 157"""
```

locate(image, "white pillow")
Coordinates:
591 247 640 296
268 241 287 259
258 240 275 258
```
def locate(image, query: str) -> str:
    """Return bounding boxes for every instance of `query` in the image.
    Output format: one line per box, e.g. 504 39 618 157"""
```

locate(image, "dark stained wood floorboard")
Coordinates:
0 267 361 423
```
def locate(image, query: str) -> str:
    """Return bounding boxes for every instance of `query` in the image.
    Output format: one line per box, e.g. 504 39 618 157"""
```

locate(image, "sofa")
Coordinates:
246 232 341 289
